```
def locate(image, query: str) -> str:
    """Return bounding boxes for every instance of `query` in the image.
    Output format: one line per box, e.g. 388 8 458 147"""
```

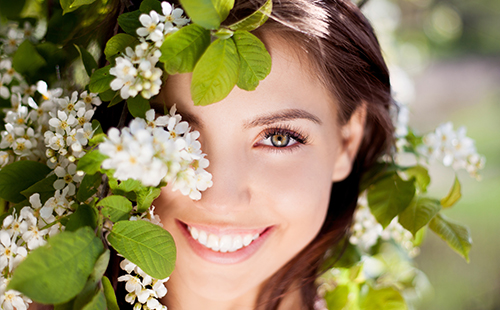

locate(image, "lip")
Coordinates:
176 219 274 265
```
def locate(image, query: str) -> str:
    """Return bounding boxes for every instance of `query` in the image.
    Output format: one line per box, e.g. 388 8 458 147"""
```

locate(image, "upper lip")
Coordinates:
177 219 271 236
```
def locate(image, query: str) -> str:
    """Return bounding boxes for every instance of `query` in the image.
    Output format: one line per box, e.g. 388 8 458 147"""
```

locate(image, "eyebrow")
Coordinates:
178 110 203 129
243 108 322 128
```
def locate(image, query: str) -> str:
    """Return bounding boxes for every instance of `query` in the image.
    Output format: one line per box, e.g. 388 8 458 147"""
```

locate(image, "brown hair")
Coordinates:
225 0 394 309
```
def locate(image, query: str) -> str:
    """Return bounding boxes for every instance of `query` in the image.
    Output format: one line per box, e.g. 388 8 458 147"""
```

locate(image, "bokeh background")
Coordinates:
362 0 500 309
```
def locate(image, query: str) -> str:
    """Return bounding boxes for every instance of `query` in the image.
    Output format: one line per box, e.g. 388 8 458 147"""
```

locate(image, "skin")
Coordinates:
153 35 365 310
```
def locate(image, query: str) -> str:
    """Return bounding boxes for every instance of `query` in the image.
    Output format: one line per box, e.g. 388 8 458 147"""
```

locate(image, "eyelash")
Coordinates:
257 124 309 151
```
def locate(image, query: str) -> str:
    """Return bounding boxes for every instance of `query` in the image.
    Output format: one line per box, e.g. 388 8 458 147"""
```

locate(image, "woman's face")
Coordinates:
154 36 357 306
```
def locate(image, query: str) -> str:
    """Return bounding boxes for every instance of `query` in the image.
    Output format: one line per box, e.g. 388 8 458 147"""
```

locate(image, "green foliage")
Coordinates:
159 24 211 74
77 173 102 202
76 150 108 175
108 220 176 279
429 213 472 262
8 227 104 304
117 11 143 36
399 196 441 236
180 0 235 29
403 165 430 193
0 0 26 19
102 276 120 310
75 45 98 77
136 186 162 213
13 41 47 77
104 34 139 63
140 0 163 13
89 65 114 93
191 38 240 105
324 285 349 310
60 0 97 15
127 95 151 118
233 31 272 91
65 204 98 231
98 195 133 222
227 0 272 31
72 250 109 309
0 161 51 203
20 174 58 203
81 290 106 310
359 286 408 310
367 173 416 228
441 176 461 208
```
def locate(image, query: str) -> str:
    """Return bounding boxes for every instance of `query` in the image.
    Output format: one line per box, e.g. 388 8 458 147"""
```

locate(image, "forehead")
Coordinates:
157 34 337 124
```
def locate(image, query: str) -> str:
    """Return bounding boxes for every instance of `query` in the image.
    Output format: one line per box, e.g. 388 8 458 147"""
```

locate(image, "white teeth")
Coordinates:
188 226 261 253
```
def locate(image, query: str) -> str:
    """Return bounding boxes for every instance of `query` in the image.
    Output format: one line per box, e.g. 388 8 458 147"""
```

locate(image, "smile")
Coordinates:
176 220 273 264
187 226 260 253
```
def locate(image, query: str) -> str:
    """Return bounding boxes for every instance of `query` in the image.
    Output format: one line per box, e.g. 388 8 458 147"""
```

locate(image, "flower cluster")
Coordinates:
349 200 419 257
417 122 485 179
118 258 169 310
0 22 38 55
109 2 188 100
0 192 73 309
99 107 212 200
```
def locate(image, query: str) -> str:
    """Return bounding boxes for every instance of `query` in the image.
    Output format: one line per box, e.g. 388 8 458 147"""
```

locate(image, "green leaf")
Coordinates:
77 173 102 202
360 162 398 193
118 11 142 36
104 33 139 62
98 195 133 222
441 176 461 208
399 196 441 236
108 94 123 107
139 0 162 13
75 44 98 77
65 204 98 231
429 213 472 262
8 227 104 304
159 24 211 74
98 89 117 102
180 0 234 29
108 220 176 279
77 149 108 175
89 65 114 93
0 161 51 203
404 165 430 193
127 95 151 118
191 38 240 106
359 286 408 310
136 187 161 213
111 178 142 192
367 173 415 228
20 174 58 203
331 241 362 269
233 31 271 91
13 41 47 76
227 0 272 31
0 0 26 18
102 276 119 310
81 289 106 310
60 0 96 14
324 285 349 310
73 250 109 310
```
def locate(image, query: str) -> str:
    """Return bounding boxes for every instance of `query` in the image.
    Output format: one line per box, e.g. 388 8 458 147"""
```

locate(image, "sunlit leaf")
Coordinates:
102 276 119 310
108 220 176 279
404 165 430 193
180 0 234 29
191 38 240 105
228 0 272 31
324 285 349 310
441 176 461 208
136 187 161 213
399 196 441 236
77 149 108 175
8 227 104 304
159 24 211 74
359 286 408 310
74 44 98 77
429 213 472 262
233 31 271 91
367 173 415 228
98 195 133 222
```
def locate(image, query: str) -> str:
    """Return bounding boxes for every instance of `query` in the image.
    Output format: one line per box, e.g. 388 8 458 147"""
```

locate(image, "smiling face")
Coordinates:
154 36 361 308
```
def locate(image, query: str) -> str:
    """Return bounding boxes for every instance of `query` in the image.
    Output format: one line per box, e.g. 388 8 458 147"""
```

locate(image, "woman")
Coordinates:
148 0 393 309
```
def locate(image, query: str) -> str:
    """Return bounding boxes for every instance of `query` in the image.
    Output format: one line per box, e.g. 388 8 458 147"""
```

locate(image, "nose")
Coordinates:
194 141 252 216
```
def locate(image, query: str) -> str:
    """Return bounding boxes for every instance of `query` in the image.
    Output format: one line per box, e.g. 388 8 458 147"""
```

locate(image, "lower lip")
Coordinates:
176 220 273 265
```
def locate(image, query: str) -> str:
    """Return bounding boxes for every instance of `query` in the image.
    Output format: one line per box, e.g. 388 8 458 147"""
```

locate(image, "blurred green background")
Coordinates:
363 0 500 308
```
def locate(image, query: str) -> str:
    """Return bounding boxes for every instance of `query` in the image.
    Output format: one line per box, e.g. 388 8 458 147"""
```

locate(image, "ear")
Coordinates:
331 104 366 182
